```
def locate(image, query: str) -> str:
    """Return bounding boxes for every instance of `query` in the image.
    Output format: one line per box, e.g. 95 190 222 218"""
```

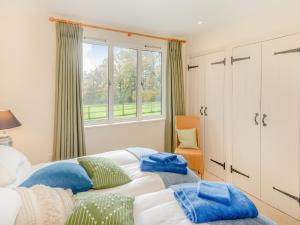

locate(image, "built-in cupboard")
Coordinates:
187 33 300 219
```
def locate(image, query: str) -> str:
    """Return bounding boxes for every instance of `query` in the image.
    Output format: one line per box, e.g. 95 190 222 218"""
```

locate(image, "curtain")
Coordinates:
52 22 86 160
164 41 186 152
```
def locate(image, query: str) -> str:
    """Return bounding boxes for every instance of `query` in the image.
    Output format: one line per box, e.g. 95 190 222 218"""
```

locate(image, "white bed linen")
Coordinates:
0 188 22 225
134 189 203 225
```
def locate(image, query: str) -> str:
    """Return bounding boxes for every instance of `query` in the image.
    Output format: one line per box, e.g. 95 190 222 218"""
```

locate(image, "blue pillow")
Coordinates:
20 162 93 194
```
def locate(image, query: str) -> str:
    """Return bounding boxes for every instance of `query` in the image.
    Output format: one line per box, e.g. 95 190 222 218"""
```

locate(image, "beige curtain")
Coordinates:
164 41 186 152
53 22 86 160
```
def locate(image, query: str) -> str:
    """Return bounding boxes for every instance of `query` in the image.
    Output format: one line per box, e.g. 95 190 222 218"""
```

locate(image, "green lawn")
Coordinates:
83 102 161 121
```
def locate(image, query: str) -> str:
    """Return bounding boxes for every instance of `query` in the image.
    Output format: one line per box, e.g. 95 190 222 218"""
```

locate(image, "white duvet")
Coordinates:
7 149 166 197
134 188 198 225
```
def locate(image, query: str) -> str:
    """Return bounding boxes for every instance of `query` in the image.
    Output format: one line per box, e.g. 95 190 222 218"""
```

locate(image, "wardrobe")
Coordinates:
188 33 300 219
188 51 226 181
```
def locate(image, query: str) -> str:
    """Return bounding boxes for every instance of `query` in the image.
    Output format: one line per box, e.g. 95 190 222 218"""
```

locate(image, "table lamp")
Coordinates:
0 110 21 146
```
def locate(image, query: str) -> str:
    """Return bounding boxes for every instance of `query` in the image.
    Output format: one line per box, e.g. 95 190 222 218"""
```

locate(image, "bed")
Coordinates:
5 148 165 196
0 146 277 225
4 147 199 197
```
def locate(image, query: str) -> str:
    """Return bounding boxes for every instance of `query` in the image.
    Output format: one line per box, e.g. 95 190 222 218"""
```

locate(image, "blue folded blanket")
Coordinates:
141 155 188 174
172 183 258 223
141 154 187 167
149 152 177 163
197 181 231 205
158 169 200 187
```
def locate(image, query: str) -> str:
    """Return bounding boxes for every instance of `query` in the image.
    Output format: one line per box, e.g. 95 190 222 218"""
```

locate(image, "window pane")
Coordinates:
113 47 138 118
141 51 162 116
82 43 109 121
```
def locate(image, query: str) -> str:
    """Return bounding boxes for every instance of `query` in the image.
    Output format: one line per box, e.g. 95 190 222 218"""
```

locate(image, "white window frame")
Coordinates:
83 39 166 127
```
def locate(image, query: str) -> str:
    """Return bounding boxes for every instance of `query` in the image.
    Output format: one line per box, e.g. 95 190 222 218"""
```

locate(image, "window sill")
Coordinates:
84 117 165 129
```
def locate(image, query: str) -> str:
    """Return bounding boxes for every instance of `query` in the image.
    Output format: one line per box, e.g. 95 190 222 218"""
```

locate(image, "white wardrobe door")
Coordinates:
204 51 226 180
188 57 201 116
187 56 205 150
261 34 300 219
198 56 206 151
232 43 262 198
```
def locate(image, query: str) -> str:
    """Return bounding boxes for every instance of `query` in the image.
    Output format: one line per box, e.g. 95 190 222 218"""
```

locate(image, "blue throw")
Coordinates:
197 181 231 205
158 169 200 187
149 152 177 163
207 215 277 225
141 155 188 174
172 183 258 223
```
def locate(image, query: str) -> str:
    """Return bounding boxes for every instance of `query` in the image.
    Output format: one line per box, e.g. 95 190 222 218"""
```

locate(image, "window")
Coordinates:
82 41 164 125
141 50 162 116
82 43 109 121
113 47 138 118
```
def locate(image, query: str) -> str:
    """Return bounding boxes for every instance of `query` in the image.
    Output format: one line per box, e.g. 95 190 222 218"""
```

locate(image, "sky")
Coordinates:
83 43 108 72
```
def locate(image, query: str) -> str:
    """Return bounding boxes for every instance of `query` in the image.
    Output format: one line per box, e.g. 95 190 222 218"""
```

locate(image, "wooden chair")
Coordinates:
175 115 204 178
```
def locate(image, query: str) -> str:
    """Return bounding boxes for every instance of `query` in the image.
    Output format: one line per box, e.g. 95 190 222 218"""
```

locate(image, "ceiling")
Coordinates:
12 0 300 39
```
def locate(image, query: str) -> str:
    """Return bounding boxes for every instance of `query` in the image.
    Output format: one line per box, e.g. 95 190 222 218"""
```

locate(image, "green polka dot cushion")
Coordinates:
65 192 134 225
78 157 131 189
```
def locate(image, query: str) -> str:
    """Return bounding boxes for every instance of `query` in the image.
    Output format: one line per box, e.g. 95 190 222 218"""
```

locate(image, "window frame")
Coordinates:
83 39 166 127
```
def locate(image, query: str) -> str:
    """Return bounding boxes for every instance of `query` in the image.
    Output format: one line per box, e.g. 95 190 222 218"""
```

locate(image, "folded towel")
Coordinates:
172 183 258 223
141 156 188 174
149 152 177 163
142 155 187 167
197 181 231 205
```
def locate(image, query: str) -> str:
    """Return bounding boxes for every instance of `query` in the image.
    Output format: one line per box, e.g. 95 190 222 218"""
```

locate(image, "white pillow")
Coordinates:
0 188 22 225
0 145 32 186
0 164 16 186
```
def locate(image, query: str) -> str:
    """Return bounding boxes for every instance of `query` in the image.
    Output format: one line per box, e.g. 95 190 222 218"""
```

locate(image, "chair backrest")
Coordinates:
175 115 200 148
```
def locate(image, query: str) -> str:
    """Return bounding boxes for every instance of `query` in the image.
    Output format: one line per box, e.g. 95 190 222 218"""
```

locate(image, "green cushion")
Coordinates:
78 157 131 189
177 128 198 149
65 192 134 225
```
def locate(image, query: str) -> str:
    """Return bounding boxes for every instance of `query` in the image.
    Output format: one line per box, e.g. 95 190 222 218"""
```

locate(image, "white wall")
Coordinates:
186 2 300 56
0 2 170 164
85 120 164 155
0 2 56 164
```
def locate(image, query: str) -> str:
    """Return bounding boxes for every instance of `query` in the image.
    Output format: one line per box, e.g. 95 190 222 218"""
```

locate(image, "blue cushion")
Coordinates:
20 162 93 194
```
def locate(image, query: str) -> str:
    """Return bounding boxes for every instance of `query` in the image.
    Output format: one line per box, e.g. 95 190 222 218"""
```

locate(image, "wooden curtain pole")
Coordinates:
49 17 186 43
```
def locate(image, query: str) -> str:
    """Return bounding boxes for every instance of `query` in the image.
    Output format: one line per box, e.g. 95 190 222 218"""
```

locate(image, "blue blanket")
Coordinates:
171 183 258 223
207 215 276 225
197 181 231 205
141 155 188 174
158 169 199 187
149 152 177 163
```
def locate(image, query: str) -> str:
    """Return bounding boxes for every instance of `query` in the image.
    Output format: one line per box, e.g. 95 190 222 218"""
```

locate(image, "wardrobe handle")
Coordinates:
204 107 208 116
262 114 267 127
200 106 204 116
254 113 259 125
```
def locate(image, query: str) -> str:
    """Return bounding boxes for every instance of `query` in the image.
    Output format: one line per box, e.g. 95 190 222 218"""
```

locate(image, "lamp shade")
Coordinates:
0 110 21 130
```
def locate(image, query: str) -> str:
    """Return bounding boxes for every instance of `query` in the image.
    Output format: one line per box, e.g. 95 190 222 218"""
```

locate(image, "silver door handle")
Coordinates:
262 114 267 127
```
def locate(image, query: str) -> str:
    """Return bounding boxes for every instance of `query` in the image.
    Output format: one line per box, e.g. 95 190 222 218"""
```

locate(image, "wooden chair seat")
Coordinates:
175 148 204 178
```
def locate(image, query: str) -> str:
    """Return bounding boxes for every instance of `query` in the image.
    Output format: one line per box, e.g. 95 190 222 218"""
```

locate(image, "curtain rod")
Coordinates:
49 17 186 43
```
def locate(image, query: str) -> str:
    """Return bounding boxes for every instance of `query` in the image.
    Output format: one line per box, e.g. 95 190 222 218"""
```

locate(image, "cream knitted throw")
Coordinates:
14 185 74 225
